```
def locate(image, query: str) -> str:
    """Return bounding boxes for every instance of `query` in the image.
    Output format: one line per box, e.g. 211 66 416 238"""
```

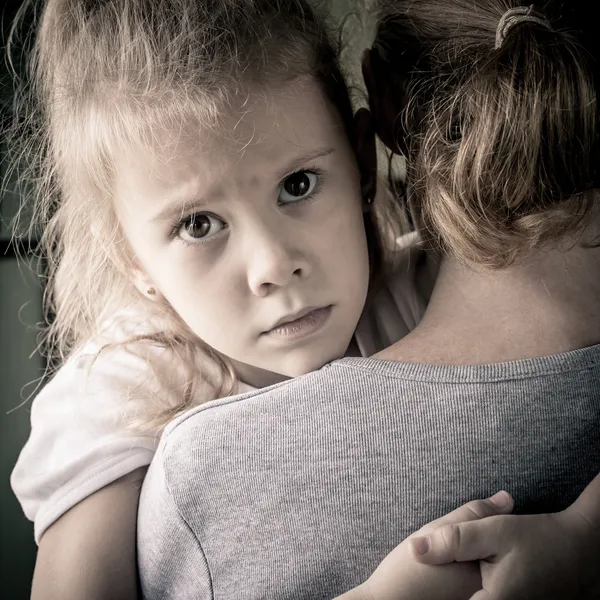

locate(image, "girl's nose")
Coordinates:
246 231 310 297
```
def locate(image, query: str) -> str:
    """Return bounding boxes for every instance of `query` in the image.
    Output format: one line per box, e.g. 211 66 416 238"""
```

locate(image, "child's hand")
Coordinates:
341 491 514 600
410 473 600 599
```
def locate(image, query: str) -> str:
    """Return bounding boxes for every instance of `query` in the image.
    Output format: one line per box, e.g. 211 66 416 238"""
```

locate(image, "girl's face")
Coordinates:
113 78 370 387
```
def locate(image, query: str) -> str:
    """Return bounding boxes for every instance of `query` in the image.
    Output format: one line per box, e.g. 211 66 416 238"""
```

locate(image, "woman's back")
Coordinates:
138 346 600 599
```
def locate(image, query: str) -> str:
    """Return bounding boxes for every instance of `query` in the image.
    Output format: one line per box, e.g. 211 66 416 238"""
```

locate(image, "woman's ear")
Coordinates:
361 47 408 156
352 107 377 208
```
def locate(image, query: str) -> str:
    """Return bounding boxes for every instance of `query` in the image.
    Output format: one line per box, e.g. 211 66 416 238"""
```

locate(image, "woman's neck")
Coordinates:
377 237 600 365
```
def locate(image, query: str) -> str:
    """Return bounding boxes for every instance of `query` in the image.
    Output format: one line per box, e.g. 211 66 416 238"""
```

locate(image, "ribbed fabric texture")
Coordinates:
138 345 600 600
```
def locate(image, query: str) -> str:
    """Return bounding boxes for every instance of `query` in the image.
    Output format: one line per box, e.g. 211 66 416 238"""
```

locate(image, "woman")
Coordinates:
137 3 600 597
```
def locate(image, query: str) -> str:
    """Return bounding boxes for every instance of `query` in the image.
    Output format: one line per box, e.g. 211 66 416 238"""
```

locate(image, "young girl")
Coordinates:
8 0 433 597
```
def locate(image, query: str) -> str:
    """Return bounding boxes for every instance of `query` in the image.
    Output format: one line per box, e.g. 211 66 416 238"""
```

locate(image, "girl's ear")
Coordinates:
361 47 409 156
352 107 377 208
131 266 163 301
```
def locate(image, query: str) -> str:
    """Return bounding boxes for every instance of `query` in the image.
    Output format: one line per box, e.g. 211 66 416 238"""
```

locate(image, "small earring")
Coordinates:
146 287 156 296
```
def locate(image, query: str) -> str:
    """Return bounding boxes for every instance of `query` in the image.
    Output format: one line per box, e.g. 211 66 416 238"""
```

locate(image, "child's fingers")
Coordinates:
410 515 508 564
415 491 514 537
469 591 493 600
567 471 600 530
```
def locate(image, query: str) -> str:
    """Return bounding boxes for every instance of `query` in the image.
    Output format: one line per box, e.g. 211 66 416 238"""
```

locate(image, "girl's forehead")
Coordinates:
112 78 354 208
121 77 349 181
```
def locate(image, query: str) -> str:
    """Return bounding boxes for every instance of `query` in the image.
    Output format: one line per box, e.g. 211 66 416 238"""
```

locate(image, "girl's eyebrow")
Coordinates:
151 198 209 224
151 146 336 223
276 146 335 179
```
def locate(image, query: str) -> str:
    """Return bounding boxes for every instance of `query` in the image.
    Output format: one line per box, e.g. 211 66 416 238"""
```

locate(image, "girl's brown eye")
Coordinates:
178 213 226 242
185 215 211 238
279 171 318 204
284 172 311 196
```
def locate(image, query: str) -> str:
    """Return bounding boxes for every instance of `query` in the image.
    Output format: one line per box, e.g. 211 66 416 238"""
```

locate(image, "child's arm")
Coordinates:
410 472 600 599
335 492 515 600
31 467 146 600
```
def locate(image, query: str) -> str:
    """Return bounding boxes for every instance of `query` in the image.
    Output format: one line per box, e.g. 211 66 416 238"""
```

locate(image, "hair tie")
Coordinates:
495 5 553 50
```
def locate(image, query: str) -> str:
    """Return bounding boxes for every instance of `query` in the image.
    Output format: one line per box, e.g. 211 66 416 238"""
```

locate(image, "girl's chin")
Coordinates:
232 344 346 387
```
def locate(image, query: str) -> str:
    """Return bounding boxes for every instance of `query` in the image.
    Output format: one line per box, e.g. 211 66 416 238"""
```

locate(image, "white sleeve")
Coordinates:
10 345 161 544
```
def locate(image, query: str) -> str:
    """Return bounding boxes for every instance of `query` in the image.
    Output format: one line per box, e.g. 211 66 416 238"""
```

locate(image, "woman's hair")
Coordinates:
374 0 600 268
6 0 396 431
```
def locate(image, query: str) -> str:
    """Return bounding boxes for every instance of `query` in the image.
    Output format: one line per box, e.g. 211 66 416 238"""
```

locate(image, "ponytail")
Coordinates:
376 0 600 268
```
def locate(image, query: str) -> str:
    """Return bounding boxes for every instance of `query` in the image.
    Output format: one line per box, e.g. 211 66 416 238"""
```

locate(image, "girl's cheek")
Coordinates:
169 237 225 268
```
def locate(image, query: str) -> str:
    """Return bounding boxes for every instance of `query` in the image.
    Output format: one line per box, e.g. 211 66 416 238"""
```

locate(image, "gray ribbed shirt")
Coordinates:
138 347 600 600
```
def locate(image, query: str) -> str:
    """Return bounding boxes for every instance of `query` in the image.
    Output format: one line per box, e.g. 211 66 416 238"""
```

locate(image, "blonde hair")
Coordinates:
375 0 600 268
7 0 394 432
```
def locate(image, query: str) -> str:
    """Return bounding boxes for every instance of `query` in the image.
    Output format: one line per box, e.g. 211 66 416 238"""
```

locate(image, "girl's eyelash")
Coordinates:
282 165 324 181
179 237 209 249
281 166 324 187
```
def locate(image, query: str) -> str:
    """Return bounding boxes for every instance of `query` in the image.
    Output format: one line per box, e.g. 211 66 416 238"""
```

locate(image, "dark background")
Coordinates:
1 0 43 597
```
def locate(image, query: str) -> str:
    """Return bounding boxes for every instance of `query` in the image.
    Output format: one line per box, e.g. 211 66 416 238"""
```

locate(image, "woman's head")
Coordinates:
12 0 389 392
366 0 600 268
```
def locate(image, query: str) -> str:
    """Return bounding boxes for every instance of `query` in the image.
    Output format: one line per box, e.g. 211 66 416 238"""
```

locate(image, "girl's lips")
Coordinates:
264 305 332 340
